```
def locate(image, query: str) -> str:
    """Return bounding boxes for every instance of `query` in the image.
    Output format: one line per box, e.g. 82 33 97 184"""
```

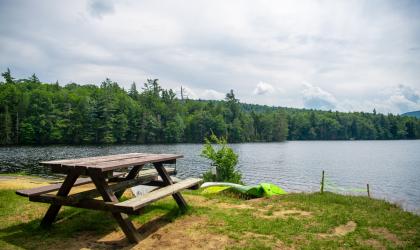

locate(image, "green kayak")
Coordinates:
201 182 287 197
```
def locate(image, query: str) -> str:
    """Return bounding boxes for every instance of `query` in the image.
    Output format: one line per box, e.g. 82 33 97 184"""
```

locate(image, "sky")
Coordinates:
0 0 419 114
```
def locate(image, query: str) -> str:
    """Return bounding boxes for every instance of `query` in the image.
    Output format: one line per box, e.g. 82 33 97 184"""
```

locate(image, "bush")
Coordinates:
201 134 242 184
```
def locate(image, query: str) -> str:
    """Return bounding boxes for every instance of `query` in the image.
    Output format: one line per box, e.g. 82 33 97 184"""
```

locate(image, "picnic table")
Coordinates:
16 153 201 243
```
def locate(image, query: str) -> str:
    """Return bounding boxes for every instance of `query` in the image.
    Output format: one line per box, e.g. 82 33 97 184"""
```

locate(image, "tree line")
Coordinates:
0 69 419 145
286 108 419 140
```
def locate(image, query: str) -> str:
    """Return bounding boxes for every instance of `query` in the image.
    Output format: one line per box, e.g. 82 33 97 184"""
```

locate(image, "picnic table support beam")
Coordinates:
153 162 188 210
40 170 80 227
30 194 121 213
88 169 141 243
114 165 143 198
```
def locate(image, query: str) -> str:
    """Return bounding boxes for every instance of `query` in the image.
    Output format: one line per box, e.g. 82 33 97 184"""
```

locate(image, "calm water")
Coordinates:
0 141 419 213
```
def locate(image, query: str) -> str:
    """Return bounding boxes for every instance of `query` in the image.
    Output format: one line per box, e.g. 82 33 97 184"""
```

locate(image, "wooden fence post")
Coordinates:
367 184 370 198
320 170 325 194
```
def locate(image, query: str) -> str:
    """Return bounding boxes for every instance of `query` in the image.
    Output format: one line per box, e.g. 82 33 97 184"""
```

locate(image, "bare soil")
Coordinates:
369 227 404 246
318 221 357 238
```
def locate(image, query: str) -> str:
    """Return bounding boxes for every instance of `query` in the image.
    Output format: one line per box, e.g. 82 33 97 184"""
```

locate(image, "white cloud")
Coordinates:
253 81 275 95
333 84 420 114
397 84 420 103
175 86 198 99
385 84 420 113
388 95 418 113
175 86 225 100
201 89 225 100
302 82 337 110
0 1 419 113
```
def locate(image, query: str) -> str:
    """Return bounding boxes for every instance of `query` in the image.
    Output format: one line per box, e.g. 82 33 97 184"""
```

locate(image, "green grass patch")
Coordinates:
183 191 420 249
0 186 419 249
0 172 29 177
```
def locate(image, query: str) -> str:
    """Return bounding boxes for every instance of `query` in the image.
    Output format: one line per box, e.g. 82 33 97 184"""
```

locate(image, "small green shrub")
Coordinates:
201 134 242 184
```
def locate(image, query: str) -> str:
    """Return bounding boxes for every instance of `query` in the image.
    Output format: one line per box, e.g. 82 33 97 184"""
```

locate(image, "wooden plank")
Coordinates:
115 165 143 198
40 153 145 166
43 153 180 168
41 153 182 175
49 165 82 175
83 154 183 172
40 170 80 227
84 154 181 168
29 194 125 213
43 154 150 174
88 169 141 243
144 179 200 190
154 162 188 209
17 168 174 198
115 178 201 213
15 172 125 197
111 167 175 182
68 168 175 200
63 154 149 167
42 154 150 174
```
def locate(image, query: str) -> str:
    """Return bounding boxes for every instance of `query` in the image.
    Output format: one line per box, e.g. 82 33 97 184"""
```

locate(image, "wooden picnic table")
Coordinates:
16 153 201 243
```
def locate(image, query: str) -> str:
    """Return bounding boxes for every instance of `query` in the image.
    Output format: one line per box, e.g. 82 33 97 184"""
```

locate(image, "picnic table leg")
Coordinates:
40 170 80 227
114 165 143 198
153 162 188 210
88 169 141 243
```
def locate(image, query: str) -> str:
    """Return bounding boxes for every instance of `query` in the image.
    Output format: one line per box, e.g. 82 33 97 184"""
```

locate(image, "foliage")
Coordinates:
286 107 420 140
201 134 242 184
0 69 419 145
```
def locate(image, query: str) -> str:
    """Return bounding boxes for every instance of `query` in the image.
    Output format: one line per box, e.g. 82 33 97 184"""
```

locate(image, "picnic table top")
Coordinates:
40 153 183 172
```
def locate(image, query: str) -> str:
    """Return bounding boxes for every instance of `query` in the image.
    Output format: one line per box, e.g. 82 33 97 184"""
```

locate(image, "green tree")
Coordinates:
163 114 185 143
0 106 13 144
225 89 240 122
129 82 139 99
201 134 242 184
19 122 35 144
1 68 14 84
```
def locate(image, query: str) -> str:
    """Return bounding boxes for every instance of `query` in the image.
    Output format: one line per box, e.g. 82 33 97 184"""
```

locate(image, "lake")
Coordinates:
0 141 419 213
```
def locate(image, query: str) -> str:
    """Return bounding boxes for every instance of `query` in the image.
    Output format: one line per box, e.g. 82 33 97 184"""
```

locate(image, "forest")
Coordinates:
0 69 419 145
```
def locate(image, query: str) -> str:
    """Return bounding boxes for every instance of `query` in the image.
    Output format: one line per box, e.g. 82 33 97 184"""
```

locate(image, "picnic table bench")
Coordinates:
15 153 201 243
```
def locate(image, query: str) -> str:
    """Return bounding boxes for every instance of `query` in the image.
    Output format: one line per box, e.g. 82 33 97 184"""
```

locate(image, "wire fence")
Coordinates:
321 170 420 215
320 170 370 197
324 177 368 193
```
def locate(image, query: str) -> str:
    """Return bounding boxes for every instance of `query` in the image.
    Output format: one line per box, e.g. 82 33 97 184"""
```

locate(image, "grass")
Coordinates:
0 172 30 177
0 177 419 249
205 192 420 249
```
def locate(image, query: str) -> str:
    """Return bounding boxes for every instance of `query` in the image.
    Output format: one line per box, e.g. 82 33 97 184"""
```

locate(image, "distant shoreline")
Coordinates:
1 138 420 147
